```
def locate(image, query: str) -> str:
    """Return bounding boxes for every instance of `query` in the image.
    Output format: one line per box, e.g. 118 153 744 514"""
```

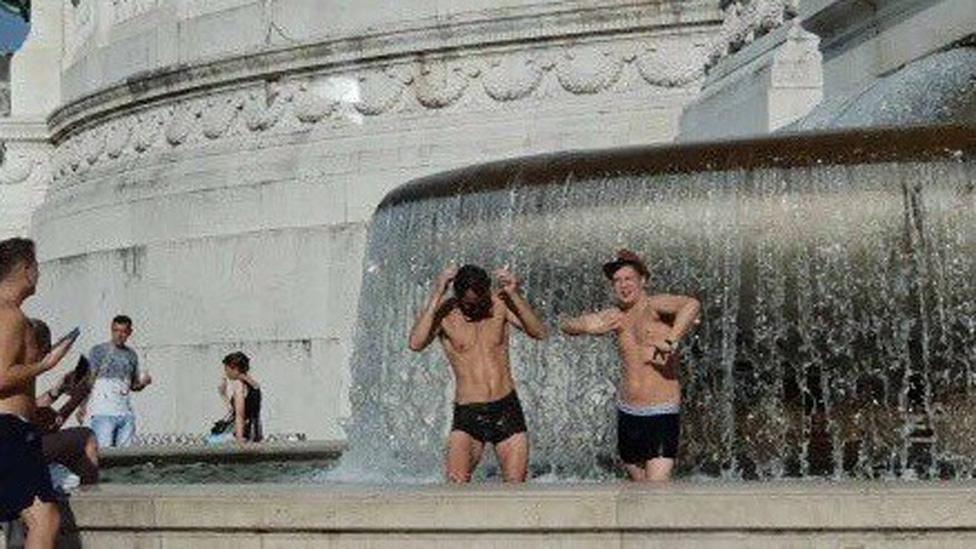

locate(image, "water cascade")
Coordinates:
343 126 976 481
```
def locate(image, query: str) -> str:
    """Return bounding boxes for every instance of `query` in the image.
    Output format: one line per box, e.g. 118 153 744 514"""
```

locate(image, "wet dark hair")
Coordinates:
453 264 490 297
112 315 133 328
0 238 35 282
223 351 250 373
29 318 52 355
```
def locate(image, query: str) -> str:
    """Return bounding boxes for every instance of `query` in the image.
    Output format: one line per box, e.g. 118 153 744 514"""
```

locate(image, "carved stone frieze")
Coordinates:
555 45 625 95
242 83 290 132
355 68 411 116
201 95 243 139
414 60 476 109
482 53 551 102
51 32 712 186
0 147 38 185
635 38 710 87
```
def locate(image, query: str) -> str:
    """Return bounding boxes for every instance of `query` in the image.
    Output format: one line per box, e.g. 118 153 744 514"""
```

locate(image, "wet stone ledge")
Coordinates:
58 481 976 548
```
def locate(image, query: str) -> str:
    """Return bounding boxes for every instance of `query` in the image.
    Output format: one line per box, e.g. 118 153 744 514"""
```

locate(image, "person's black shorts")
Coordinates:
617 410 680 465
451 390 527 444
1 414 58 521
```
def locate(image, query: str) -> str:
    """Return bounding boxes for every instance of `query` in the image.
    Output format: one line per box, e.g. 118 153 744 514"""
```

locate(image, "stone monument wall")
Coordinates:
28 0 721 440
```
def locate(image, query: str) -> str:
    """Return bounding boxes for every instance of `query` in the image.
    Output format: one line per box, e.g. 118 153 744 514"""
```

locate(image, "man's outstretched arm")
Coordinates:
560 309 622 336
496 268 547 340
408 265 456 351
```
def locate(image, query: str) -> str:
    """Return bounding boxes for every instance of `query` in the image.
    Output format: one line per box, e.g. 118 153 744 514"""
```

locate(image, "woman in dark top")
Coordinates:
221 352 262 443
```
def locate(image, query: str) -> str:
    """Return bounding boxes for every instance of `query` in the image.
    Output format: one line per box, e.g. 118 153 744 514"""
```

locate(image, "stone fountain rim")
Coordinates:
378 123 976 209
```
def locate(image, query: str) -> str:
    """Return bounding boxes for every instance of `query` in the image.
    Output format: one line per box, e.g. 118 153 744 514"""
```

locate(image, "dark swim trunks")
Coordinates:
1 414 59 520
617 403 680 465
451 390 527 444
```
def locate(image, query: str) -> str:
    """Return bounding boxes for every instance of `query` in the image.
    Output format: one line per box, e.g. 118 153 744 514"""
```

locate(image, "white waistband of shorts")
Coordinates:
616 400 680 416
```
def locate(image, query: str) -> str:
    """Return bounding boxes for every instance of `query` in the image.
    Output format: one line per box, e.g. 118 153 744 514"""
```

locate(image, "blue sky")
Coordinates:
0 9 29 53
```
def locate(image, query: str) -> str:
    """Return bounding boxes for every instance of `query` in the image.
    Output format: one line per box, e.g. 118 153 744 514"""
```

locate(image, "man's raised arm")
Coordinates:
408 265 457 352
560 309 622 336
496 268 547 340
648 294 701 349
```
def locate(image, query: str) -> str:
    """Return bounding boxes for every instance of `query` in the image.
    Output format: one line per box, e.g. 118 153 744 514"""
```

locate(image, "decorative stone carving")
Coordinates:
708 0 799 70
292 80 338 124
355 68 410 116
201 95 242 139
82 127 105 165
132 110 165 152
50 30 714 186
635 38 710 88
413 60 474 109
105 121 131 159
165 103 196 146
482 53 550 102
243 82 290 132
555 45 625 95
0 147 37 185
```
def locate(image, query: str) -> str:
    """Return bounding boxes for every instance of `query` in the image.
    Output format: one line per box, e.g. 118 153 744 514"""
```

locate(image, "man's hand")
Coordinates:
39 336 74 373
494 267 519 294
434 265 458 295
649 339 674 362
140 372 153 386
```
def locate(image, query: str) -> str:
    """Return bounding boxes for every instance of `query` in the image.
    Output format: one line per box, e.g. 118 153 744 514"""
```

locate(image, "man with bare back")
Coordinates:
408 264 547 483
0 238 75 548
561 250 700 482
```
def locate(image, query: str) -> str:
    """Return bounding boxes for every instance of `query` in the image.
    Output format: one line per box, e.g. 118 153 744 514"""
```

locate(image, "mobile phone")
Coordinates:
53 327 81 350
73 355 90 379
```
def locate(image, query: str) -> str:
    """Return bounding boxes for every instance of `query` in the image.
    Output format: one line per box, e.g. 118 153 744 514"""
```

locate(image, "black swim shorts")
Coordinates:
451 390 527 444
617 409 680 465
1 414 59 521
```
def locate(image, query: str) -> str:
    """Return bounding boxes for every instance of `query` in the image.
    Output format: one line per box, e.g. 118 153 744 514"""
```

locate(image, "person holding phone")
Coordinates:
30 319 99 485
78 315 151 448
0 238 76 548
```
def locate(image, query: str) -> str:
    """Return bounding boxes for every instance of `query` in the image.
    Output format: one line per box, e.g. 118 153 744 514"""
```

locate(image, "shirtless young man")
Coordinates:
561 250 700 482
408 264 547 483
0 238 74 548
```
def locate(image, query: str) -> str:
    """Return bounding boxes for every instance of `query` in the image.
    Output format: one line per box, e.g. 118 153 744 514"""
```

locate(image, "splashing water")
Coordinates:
338 129 976 481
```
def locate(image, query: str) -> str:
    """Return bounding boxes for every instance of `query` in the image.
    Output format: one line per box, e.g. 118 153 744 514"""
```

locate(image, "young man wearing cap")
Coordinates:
408 264 547 483
561 250 700 482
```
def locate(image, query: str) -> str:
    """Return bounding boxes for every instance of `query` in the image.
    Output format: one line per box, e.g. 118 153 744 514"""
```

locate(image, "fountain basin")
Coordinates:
63 482 976 548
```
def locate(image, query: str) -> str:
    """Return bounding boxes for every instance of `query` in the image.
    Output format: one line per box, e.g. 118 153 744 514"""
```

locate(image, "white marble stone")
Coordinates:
24 1 720 441
679 8 822 141
61 482 976 547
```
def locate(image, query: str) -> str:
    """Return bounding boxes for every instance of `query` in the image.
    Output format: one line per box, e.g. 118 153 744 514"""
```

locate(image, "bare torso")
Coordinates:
614 297 680 407
0 306 37 420
438 296 515 404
